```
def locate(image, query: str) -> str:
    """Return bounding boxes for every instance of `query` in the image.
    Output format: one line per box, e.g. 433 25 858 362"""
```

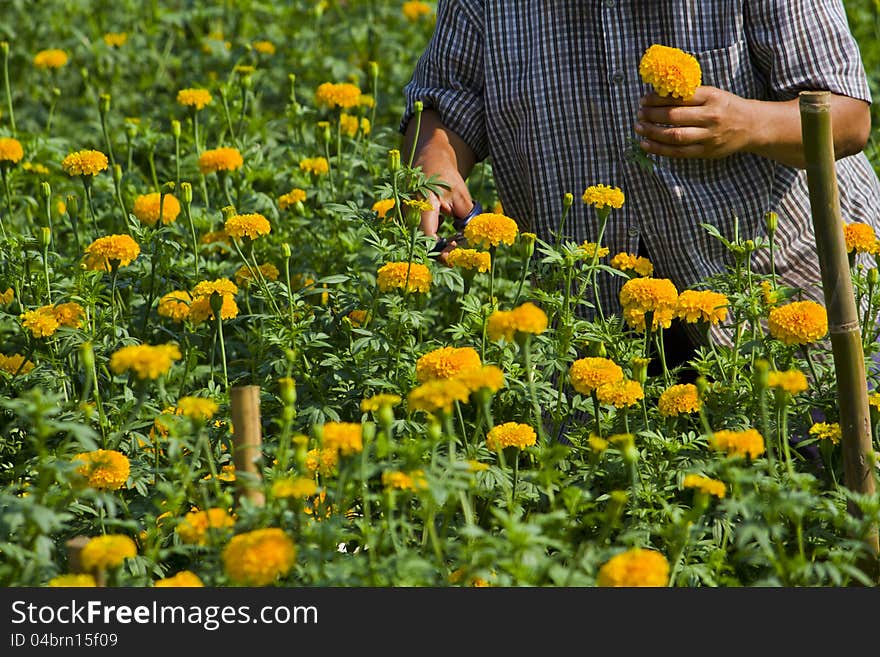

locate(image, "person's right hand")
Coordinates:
415 160 474 264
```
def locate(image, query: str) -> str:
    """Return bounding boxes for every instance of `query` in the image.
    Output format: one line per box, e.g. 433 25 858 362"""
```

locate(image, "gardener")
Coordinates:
399 0 880 363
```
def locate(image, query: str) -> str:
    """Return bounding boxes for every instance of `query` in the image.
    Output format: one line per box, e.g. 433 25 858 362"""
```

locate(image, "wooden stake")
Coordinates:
230 384 265 506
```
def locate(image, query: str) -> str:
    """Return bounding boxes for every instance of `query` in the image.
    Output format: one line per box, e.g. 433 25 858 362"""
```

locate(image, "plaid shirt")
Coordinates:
401 0 880 323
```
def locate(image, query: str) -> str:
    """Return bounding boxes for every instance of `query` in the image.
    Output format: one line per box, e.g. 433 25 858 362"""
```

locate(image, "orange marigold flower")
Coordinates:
843 222 877 254
619 277 679 331
200 229 228 246
767 300 828 346
299 156 329 175
73 449 130 490
446 248 491 273
252 40 276 55
103 32 128 48
402 1 433 21
463 212 519 249
20 306 60 338
109 343 181 380
321 421 364 456
582 184 625 210
682 474 726 499
709 428 765 459
234 262 279 288
339 112 360 137
176 396 218 421
33 49 69 69
486 302 548 342
569 357 624 395
0 353 35 375
157 290 192 323
0 137 24 164
416 345 482 383
382 469 428 492
314 82 362 109
657 383 701 417
639 44 702 100
306 448 338 475
360 393 402 413
176 508 235 545
52 302 85 328
809 421 841 445
80 535 137 571
347 309 369 326
62 149 108 176
407 378 471 415
610 252 653 277
154 571 203 587
597 547 670 587
377 261 432 294
675 289 729 325
272 477 318 499
454 364 506 395
224 212 271 240
176 88 213 110
198 147 243 174
596 378 644 408
222 528 296 586
0 288 12 304
767 369 809 395
371 198 395 219
83 234 140 271
278 188 306 210
486 422 537 451
132 192 181 226
189 278 239 324
47 574 97 587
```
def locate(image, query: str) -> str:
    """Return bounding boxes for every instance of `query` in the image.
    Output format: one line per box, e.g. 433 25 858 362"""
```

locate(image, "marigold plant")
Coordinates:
73 449 131 490
198 147 243 174
416 345 482 383
132 192 181 226
597 547 670 587
176 88 213 110
83 234 140 271
658 383 701 416
222 528 297 586
62 149 108 176
377 261 432 294
0 137 24 164
569 357 624 395
109 343 182 380
767 300 828 346
463 212 519 249
485 422 537 451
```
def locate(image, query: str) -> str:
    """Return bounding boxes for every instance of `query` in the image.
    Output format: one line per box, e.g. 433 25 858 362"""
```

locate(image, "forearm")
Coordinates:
401 108 477 182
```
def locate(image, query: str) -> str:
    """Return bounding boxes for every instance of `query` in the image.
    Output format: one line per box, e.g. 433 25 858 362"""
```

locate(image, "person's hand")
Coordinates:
634 86 752 160
413 155 474 265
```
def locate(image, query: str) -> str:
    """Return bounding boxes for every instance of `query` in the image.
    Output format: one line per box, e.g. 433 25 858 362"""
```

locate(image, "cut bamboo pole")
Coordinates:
229 384 266 506
799 90 879 577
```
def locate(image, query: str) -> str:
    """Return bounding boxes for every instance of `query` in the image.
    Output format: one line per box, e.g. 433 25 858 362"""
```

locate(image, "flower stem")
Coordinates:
1 43 16 135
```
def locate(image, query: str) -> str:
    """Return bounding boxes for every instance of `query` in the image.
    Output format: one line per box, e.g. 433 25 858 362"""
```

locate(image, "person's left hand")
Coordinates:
635 86 752 160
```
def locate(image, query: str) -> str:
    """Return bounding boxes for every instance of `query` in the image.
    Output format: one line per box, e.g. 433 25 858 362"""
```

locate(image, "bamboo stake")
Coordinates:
799 90 879 578
229 384 266 507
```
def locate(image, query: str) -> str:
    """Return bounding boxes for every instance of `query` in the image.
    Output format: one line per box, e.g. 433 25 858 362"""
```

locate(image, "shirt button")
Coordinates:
627 226 640 237
604 0 616 7
610 71 624 84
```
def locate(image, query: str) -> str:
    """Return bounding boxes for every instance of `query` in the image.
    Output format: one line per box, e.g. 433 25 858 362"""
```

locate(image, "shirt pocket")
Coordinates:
694 38 760 100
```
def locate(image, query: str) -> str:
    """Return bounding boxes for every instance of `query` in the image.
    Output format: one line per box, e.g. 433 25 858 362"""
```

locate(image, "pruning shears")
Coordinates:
429 200 483 255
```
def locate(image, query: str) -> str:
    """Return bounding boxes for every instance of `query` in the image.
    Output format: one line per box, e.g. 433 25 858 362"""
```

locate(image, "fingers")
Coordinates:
634 121 711 147
637 137 710 159
437 239 459 267
419 190 441 237
640 87 710 107
637 104 708 127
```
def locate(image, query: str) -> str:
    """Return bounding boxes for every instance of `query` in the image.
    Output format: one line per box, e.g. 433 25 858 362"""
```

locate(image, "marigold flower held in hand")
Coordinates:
314 82 362 109
299 156 330 175
675 289 729 325
0 137 24 164
157 290 192 323
843 222 877 254
321 421 364 456
272 477 318 499
639 44 702 100
222 528 296 586
767 369 808 395
47 574 97 587
408 378 471 415
619 277 679 331
463 212 519 249
278 188 307 210
62 149 108 176
176 88 213 110
486 422 537 451
597 547 670 587
132 192 181 226
154 571 203 587
610 252 654 277
596 379 644 408
377 261 432 294
80 535 137 572
658 383 701 417
809 421 841 445
709 428 765 459
486 302 548 342
198 147 243 174
682 474 726 499
175 508 235 545
569 357 624 395
73 449 130 490
767 300 828 346
582 184 625 210
416 345 482 383
83 234 140 271
109 343 181 380
446 248 491 273
33 48 69 69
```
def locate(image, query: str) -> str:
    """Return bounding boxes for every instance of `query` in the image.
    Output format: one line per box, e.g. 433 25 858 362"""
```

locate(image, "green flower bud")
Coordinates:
209 291 224 316
764 211 778 234
180 181 193 205
368 61 379 80
80 341 95 371
282 243 291 258
563 192 574 210
0 42 8 58
39 181 51 200
113 164 122 185
171 119 181 139
388 148 401 173
39 226 51 249
753 358 770 390
278 376 297 406
869 267 879 286
221 205 237 221
99 93 111 116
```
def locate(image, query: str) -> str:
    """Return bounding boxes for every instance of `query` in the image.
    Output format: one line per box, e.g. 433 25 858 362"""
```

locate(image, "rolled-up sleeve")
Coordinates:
400 0 489 160
745 0 872 103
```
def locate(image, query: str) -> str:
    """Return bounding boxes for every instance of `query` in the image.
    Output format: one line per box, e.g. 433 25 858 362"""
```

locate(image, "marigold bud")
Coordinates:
282 243 291 258
39 226 51 249
80 341 95 370
112 164 122 185
388 148 400 173
0 42 8 57
180 181 193 205
765 211 778 234
869 268 880 286
39 181 51 200
99 93 111 116
171 119 181 139
563 192 574 210
368 61 379 80
753 358 769 390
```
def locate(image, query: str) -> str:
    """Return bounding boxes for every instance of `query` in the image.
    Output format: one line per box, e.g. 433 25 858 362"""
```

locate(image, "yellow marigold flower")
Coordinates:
321 421 364 456
588 434 609 453
639 44 702 100
0 353 35 375
578 242 610 260
176 88 213 110
843 222 877 254
252 40 276 55
176 396 218 421
314 82 362 109
224 212 270 240
372 198 395 219
569 357 624 395
486 302 548 342
596 379 644 408
675 289 729 325
446 248 491 273
658 383 701 417
80 535 137 572
466 460 490 472
299 156 330 175
610 252 654 277
809 421 841 445
760 280 781 307
682 473 726 499
582 184 625 210
176 508 235 545
869 392 880 411
455 364 506 395
154 571 203 587
33 48 69 69
347 309 369 326
189 279 239 324
47 574 97 587
486 422 537 451
0 287 12 304
20 306 60 338
103 32 128 48
272 477 318 499
0 137 24 164
62 149 108 176
360 93 376 109
83 234 140 271
767 369 809 395
278 188 307 210
619 277 679 331
192 278 238 301
709 428 765 459
408 378 471 415
198 147 243 174
377 261 432 294
382 469 427 492
22 162 49 175
222 528 296 586
767 300 828 346
73 449 130 490
361 393 402 413
234 262 279 288
52 302 85 328
109 343 181 380
306 447 338 475
402 1 433 21
416 345 482 383
200 229 228 246
360 117 372 135
463 212 519 249
132 192 181 226
157 290 192 323
339 112 360 137
598 547 669 587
